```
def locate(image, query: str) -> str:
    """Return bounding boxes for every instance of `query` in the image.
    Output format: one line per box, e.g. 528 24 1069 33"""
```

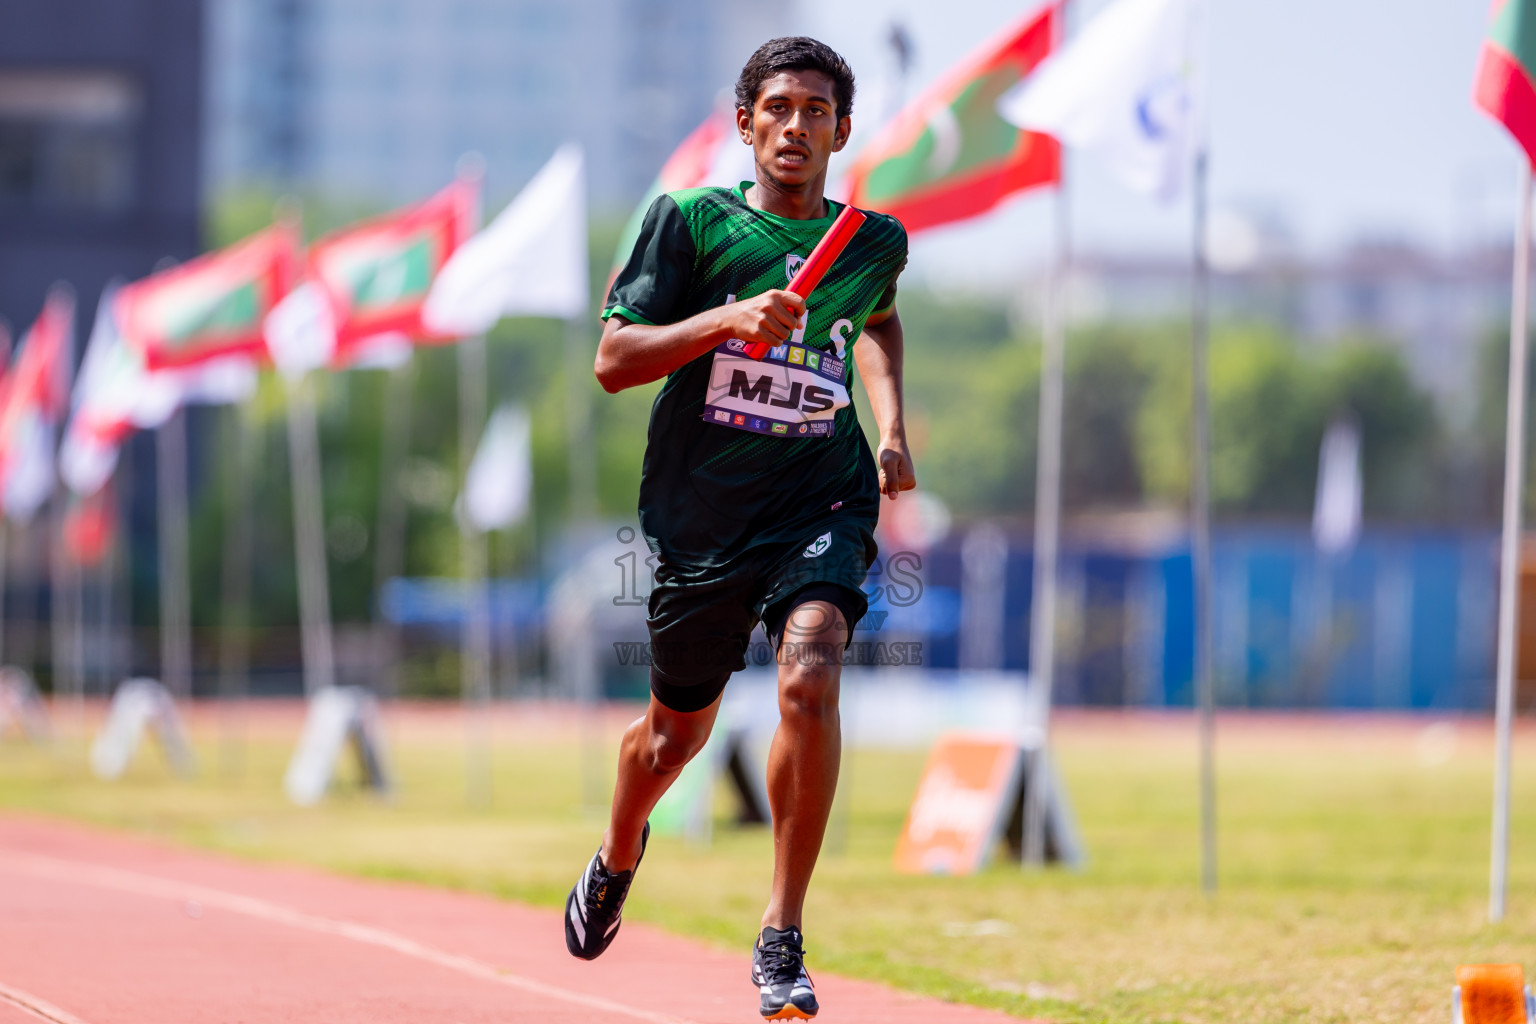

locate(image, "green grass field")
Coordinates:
2 702 1535 1024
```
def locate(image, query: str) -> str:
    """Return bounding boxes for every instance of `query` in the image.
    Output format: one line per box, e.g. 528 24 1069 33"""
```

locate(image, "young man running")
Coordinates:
565 37 914 1020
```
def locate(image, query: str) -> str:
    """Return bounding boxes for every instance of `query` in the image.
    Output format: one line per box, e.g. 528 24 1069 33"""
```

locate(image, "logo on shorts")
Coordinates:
803 532 832 558
786 254 806 282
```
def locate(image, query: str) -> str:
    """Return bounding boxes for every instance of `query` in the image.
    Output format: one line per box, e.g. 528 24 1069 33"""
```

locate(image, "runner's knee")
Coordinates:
778 663 839 723
644 714 713 774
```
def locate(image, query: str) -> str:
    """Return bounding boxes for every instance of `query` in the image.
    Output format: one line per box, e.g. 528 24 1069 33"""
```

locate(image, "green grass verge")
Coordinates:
1 708 1533 1024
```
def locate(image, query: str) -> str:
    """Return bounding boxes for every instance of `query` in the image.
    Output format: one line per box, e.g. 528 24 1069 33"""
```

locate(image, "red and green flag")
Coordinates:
845 3 1061 233
609 103 749 281
309 179 478 363
117 222 300 371
1476 0 1536 164
0 285 75 522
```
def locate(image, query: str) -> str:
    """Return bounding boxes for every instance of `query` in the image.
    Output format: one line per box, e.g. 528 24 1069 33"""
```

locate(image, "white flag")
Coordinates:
263 281 338 379
1313 419 1361 555
998 0 1198 201
422 144 590 334
462 403 532 531
5 410 56 522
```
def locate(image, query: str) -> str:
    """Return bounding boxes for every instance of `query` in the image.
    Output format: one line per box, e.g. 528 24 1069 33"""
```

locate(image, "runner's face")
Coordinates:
740 70 849 188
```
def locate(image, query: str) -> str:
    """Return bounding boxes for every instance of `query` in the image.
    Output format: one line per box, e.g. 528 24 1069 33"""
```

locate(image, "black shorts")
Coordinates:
645 518 877 713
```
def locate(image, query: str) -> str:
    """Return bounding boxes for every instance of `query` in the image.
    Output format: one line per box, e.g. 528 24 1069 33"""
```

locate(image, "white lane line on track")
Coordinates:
0 981 91 1024
0 853 694 1024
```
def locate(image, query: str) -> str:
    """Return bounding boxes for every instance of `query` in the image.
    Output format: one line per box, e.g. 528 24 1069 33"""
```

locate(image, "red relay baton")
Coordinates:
745 205 867 360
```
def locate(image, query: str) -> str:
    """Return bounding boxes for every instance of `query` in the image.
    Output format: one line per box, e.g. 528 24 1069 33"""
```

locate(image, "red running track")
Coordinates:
0 816 1041 1024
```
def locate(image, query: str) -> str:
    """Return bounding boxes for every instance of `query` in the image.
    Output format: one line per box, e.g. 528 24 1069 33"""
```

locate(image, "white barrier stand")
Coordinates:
90 678 196 779
650 710 770 844
283 685 392 806
0 667 50 742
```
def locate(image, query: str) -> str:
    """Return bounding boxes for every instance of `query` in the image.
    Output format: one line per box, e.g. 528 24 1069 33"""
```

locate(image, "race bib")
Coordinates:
703 339 849 439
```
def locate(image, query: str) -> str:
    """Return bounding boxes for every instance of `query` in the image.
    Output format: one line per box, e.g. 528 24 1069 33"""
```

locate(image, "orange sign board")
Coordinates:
893 733 1023 875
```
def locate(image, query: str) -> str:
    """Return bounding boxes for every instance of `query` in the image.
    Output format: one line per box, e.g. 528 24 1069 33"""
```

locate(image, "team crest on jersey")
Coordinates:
803 532 832 558
786 254 806 282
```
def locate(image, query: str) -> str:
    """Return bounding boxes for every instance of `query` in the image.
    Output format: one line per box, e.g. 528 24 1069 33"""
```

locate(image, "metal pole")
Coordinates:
156 409 193 700
566 314 605 812
372 360 416 699
218 401 257 775
1023 148 1070 867
458 336 493 806
0 521 9 668
1191 147 1218 895
49 493 78 731
283 375 336 696
564 318 598 523
1491 161 1532 924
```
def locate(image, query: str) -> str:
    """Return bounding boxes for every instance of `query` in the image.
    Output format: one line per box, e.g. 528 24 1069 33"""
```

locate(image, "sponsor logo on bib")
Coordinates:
803 532 831 558
704 332 849 440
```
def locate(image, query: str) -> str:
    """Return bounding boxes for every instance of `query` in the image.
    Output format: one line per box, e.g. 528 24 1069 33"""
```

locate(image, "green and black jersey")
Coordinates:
603 182 907 572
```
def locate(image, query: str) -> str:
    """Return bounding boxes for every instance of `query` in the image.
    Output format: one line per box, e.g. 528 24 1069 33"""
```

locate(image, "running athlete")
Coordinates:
564 37 913 1020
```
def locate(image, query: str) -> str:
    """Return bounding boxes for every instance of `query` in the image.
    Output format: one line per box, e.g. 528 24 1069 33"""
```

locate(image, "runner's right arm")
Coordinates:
595 291 805 394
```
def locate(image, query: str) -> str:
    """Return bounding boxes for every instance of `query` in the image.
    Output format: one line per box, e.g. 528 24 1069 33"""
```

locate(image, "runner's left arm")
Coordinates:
853 307 917 501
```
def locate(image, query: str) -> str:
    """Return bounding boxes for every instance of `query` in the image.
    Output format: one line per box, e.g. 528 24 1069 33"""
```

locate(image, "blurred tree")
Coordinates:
1061 325 1157 509
1140 326 1439 520
1320 341 1438 519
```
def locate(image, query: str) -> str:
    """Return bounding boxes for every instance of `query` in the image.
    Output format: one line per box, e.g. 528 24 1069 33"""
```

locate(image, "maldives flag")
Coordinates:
845 3 1061 233
62 485 116 567
310 179 478 363
610 101 754 278
1476 0 1536 165
0 285 75 522
117 222 300 371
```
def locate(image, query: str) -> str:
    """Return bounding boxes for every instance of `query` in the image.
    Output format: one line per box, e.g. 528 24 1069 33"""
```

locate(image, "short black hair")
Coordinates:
735 37 855 121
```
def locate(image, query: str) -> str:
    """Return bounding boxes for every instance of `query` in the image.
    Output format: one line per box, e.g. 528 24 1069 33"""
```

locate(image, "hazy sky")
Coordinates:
795 0 1516 288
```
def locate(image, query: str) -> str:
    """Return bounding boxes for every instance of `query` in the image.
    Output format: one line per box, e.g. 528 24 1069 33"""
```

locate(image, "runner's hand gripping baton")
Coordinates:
745 205 867 360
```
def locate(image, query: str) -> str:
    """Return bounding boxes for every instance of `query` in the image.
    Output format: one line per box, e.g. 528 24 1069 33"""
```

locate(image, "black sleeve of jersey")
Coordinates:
870 218 909 316
603 195 696 326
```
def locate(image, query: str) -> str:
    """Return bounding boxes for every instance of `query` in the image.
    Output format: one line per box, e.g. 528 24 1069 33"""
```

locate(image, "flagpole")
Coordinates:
1023 156 1069 867
565 317 598 523
372 359 416 700
1191 144 1218 896
0 521 10 670
1490 160 1532 925
284 375 336 697
156 409 193 701
49 492 78 733
566 313 605 813
1022 0 1071 869
217 400 257 776
458 334 493 807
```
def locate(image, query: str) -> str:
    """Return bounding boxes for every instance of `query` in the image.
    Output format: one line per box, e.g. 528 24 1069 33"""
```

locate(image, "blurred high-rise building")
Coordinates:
0 0 203 333
205 0 790 213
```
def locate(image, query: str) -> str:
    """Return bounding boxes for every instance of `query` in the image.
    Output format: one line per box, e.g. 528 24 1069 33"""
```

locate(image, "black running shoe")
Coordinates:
752 925 818 1019
564 822 649 960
